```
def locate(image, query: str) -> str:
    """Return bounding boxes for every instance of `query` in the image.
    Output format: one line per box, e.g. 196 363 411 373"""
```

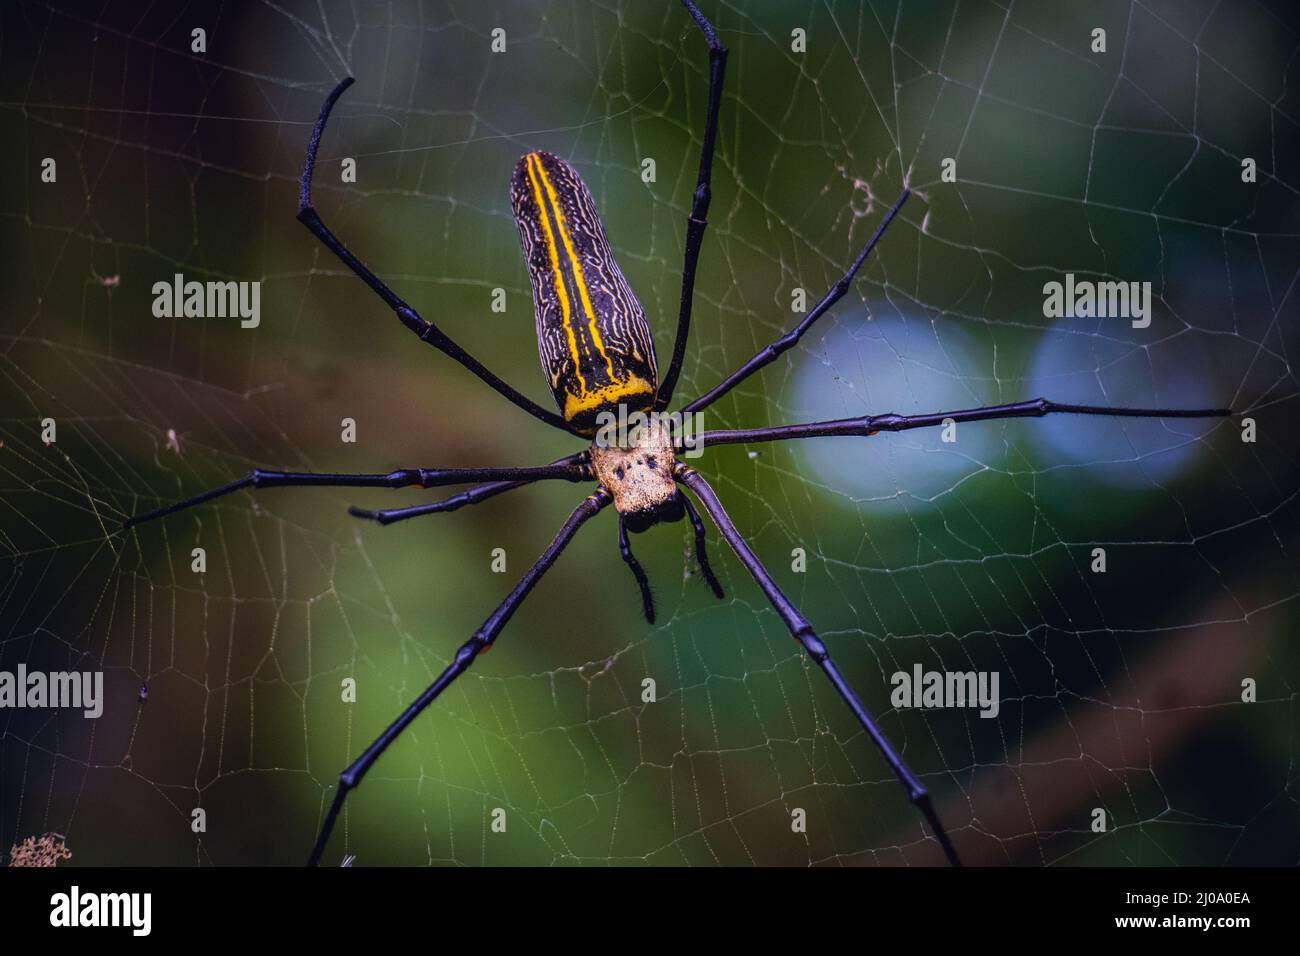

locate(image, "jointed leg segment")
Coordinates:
682 188 910 415
122 461 590 529
695 397 1234 448
307 488 612 866
298 76 574 435
655 0 729 411
349 453 592 525
618 516 656 624
674 464 961 865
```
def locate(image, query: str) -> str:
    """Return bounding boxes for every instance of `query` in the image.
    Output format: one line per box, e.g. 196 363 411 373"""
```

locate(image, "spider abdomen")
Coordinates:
511 150 657 435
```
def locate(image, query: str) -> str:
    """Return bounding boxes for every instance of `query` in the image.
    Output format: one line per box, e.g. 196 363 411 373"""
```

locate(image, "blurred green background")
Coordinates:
2 0 1298 866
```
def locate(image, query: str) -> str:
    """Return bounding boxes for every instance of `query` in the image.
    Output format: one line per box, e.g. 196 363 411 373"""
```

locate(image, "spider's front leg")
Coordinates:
674 463 962 866
679 491 724 599
307 488 611 866
618 515 656 624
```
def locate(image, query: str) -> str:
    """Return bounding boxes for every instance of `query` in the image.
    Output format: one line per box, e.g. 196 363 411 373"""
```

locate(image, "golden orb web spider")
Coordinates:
121 0 1233 867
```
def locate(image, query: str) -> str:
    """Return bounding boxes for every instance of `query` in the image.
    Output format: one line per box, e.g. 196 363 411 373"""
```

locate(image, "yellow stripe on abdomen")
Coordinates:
523 153 587 395
530 156 619 384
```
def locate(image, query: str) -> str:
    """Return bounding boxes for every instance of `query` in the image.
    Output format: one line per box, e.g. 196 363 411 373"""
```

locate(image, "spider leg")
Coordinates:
681 188 909 415
298 77 574 435
678 491 724 599
307 488 612 866
122 463 588 529
694 397 1234 447
654 0 729 411
350 453 591 525
618 515 656 624
674 463 962 866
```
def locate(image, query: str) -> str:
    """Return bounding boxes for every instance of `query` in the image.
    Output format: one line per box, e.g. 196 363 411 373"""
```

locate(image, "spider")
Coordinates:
123 0 1232 867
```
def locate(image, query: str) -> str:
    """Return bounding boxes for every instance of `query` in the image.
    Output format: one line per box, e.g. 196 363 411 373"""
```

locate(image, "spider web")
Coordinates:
2 0 1299 866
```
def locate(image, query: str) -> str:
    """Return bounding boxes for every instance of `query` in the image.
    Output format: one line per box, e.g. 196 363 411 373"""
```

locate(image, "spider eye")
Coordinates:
646 456 658 470
615 467 625 480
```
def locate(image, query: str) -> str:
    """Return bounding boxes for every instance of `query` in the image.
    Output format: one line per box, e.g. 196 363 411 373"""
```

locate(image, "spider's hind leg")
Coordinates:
618 515 656 624
296 76 574 435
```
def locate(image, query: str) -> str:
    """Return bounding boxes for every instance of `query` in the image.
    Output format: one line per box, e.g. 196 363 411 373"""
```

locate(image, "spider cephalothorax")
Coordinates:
121 0 1233 869
588 420 679 527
